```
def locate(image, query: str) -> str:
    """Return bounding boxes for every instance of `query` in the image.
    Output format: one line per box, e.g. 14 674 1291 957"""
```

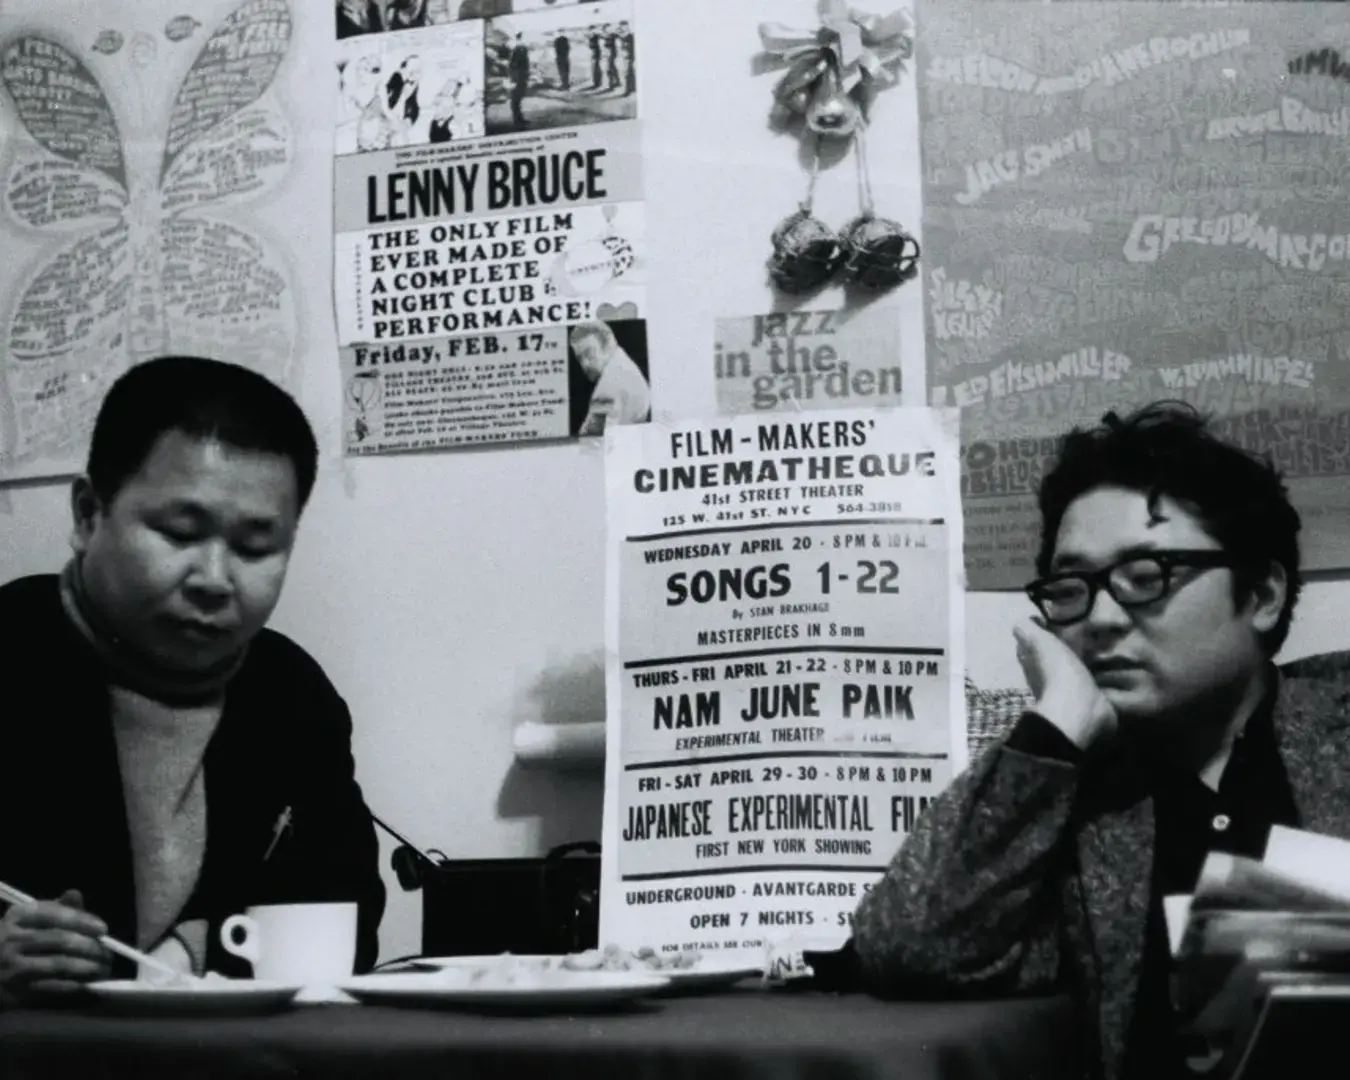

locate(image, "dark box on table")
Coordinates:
420 843 600 957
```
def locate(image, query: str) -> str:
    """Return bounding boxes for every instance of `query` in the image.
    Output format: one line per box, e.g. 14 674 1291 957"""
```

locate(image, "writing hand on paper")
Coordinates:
1013 620 1117 752
0 889 111 1006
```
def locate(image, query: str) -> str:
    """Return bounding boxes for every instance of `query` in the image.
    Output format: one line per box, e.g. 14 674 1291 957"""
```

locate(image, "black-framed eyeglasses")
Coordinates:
1025 549 1238 626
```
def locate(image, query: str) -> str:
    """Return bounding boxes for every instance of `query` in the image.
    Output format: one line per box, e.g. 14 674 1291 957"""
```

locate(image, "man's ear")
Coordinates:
69 476 102 555
1248 559 1288 638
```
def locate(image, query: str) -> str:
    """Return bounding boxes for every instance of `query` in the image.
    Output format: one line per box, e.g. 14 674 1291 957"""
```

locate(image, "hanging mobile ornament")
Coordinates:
839 121 920 290
758 0 918 296
767 134 844 295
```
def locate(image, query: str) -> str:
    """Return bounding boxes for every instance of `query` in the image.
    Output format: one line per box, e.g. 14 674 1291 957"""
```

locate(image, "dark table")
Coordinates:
0 990 1080 1080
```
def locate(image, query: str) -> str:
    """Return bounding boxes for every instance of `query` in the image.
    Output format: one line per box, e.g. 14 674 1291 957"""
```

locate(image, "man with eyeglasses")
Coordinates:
851 401 1350 1080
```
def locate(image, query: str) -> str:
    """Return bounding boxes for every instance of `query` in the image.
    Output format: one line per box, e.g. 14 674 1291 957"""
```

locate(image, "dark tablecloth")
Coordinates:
0 990 1079 1080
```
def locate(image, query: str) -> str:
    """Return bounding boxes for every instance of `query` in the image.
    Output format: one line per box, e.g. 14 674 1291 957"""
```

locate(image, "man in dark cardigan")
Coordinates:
852 401 1350 1080
0 356 385 1006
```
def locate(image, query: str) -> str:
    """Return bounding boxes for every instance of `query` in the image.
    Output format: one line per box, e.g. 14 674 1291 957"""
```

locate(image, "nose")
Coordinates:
1083 583 1131 634
184 540 234 602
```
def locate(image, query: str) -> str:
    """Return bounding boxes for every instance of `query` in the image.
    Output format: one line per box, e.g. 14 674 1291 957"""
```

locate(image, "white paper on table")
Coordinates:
1262 826 1350 903
1165 894 1194 957
294 983 357 1005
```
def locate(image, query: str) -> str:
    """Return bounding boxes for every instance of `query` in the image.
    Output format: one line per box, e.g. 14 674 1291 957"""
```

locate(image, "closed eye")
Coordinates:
158 525 201 544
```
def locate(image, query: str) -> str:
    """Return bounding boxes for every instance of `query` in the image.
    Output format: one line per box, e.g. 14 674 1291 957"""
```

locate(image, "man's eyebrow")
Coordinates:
1050 543 1161 571
153 499 209 517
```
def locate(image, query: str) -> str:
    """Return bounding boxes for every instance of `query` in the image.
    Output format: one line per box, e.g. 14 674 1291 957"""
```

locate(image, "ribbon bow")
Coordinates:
760 0 912 110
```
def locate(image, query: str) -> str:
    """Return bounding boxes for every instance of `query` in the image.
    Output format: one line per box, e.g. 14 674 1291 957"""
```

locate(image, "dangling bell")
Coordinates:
805 65 860 137
783 86 812 115
767 209 843 294
770 84 813 128
773 53 828 117
839 214 921 290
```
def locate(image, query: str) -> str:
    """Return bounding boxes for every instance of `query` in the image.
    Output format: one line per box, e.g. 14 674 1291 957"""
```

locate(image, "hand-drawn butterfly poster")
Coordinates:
332 0 649 454
921 1 1350 589
0 0 306 482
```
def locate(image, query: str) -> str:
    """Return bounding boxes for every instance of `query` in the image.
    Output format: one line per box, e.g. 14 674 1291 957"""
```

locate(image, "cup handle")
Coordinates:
220 915 260 965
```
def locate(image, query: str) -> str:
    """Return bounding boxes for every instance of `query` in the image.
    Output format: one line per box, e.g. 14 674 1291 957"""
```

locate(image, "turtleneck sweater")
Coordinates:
58 560 247 970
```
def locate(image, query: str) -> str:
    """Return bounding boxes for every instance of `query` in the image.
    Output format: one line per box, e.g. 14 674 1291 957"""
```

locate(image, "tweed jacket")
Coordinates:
851 651 1350 1080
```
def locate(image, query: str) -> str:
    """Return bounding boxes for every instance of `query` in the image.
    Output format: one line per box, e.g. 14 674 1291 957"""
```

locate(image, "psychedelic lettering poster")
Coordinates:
920 2 1350 588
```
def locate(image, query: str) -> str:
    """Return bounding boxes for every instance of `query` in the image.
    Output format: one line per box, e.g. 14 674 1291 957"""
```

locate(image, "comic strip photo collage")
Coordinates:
334 0 648 443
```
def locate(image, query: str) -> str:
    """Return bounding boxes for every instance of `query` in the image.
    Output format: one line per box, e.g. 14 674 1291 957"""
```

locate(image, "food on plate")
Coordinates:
420 947 704 988
447 954 566 989
562 944 703 972
138 969 238 989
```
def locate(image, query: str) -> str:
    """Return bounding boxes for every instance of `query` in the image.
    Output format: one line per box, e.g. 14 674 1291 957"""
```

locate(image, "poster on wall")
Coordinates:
713 305 905 418
921 1 1350 589
600 406 966 964
0 0 305 481
332 0 648 454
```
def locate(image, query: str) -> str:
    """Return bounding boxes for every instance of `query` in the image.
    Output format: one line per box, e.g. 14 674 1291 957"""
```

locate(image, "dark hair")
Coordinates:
87 356 319 511
1035 400 1302 655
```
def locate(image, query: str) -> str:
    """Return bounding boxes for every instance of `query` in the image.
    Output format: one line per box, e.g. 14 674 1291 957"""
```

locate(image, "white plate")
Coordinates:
410 955 558 972
87 979 302 1016
408 955 761 993
657 964 763 993
338 970 669 1012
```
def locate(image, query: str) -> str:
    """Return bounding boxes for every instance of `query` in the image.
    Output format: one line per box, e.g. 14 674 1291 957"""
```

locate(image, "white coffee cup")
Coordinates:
220 902 358 983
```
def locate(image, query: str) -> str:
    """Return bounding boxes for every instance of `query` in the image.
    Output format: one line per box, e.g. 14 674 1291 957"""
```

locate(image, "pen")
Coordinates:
263 806 292 862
